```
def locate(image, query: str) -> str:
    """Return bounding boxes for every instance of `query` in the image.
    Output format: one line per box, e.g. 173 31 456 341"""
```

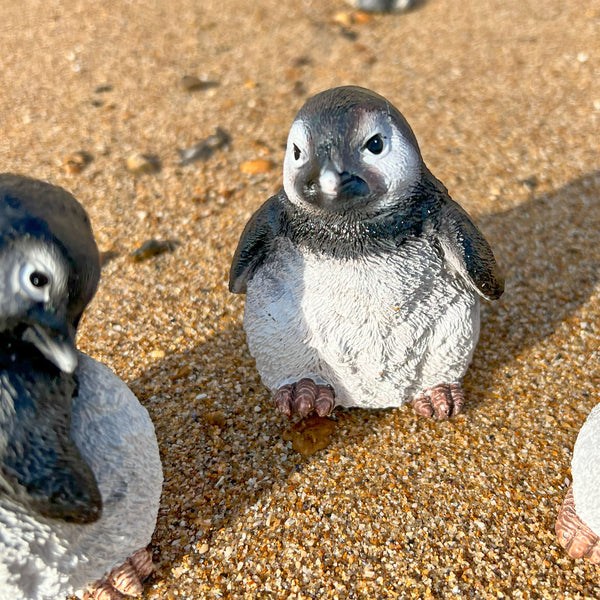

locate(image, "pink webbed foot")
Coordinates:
411 383 465 419
83 547 154 599
555 485 600 564
274 378 335 418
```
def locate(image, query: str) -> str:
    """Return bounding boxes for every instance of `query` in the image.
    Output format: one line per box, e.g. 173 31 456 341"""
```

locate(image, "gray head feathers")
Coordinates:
0 174 100 329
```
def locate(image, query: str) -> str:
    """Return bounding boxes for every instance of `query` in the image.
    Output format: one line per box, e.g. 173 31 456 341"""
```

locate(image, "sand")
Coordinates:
1 0 600 597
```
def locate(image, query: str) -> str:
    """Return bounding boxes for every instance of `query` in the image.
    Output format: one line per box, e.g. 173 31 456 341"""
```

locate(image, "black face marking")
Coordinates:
339 173 369 198
29 271 49 288
364 134 384 155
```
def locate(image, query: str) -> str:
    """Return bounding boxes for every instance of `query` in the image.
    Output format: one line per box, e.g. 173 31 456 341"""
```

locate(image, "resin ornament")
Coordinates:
230 86 503 419
0 175 162 600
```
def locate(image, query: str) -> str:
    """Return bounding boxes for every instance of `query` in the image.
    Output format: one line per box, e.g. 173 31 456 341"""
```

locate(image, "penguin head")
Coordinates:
0 175 103 524
0 237 78 373
0 174 100 374
283 86 423 219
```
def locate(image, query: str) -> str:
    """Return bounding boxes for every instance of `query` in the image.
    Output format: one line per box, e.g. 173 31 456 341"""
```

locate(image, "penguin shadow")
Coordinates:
128 321 310 584
465 169 600 405
128 170 600 585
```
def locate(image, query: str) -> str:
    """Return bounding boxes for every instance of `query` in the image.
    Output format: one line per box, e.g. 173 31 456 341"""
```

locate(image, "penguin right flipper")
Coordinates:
435 199 504 301
0 368 102 524
229 193 286 294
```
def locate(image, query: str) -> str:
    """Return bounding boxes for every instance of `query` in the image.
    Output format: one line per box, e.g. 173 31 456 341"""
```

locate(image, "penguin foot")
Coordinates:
274 378 335 417
411 383 464 419
555 486 600 563
83 547 154 599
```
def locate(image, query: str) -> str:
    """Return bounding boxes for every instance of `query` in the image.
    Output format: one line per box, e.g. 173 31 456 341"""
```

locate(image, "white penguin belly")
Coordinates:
0 354 162 600
244 237 480 408
571 403 600 536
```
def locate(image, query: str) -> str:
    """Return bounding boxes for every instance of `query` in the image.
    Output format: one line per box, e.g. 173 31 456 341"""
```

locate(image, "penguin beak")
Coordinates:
316 147 369 205
21 305 78 374
319 168 370 199
319 166 341 199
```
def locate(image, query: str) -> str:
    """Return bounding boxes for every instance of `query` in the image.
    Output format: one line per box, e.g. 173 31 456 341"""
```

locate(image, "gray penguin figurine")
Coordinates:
555 402 600 564
230 86 503 419
0 174 163 600
347 0 418 12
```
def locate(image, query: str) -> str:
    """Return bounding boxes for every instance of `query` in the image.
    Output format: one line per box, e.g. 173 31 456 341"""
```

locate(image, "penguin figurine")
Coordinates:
555 403 600 564
230 86 503 419
0 174 163 600
347 0 417 12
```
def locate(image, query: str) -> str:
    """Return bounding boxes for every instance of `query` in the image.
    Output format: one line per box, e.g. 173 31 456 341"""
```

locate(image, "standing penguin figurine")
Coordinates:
230 86 503 419
0 174 163 600
555 403 600 563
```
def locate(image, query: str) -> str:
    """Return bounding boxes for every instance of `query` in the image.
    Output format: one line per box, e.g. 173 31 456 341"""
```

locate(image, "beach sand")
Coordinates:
1 0 599 597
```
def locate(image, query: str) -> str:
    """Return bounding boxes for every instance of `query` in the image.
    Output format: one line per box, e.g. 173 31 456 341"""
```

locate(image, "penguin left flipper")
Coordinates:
229 193 285 294
0 354 102 525
434 198 504 301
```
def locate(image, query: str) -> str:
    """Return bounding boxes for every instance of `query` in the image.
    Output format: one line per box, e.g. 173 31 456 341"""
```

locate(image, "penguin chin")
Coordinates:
303 193 361 216
301 180 372 216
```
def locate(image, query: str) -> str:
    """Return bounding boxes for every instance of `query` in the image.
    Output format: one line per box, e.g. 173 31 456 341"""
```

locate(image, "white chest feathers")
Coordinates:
244 237 480 408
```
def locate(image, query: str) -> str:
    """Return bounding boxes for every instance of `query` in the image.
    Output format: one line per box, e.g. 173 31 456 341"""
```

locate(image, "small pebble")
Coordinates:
180 75 219 92
519 175 539 190
63 150 92 174
205 411 226 428
332 11 372 26
290 55 313 68
126 152 161 174
171 364 193 381
129 239 178 262
282 415 337 456
94 84 113 93
177 128 231 165
354 11 373 23
240 158 273 175
333 12 353 27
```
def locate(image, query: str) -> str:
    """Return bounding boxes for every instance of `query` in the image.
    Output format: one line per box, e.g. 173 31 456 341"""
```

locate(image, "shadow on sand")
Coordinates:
131 170 600 582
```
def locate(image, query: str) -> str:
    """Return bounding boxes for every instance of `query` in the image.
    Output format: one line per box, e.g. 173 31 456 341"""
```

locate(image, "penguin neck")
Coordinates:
281 192 436 259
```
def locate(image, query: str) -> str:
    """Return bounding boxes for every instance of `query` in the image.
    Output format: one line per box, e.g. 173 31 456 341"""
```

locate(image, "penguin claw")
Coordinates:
84 547 154 599
274 384 294 416
273 378 335 418
411 383 465 419
83 581 125 600
555 486 600 563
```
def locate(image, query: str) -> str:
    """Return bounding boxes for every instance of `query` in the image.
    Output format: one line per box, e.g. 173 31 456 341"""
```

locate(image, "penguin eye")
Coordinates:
19 263 52 302
30 271 49 288
293 144 301 161
364 134 384 155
